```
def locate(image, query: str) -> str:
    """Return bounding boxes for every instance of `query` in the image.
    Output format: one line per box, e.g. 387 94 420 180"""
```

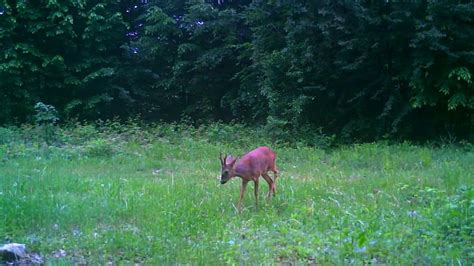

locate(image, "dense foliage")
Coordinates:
1 0 473 141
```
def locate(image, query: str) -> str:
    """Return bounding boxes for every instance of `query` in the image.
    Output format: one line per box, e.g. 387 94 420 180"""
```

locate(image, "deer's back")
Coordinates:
240 146 276 174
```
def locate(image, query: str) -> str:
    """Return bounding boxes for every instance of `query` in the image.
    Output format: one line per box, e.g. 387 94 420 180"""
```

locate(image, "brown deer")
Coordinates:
219 146 279 211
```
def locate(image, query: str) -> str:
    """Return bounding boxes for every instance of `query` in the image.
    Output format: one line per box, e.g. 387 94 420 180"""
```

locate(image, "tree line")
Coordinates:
1 0 473 141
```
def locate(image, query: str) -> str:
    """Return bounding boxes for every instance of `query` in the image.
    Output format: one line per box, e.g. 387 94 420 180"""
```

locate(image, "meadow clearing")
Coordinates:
0 122 473 264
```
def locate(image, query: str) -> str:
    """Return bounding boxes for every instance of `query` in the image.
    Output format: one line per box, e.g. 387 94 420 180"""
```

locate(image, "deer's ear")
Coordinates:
229 157 238 167
219 152 224 165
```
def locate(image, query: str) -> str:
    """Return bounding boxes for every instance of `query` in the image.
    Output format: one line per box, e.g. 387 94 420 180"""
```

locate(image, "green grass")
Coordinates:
0 123 473 264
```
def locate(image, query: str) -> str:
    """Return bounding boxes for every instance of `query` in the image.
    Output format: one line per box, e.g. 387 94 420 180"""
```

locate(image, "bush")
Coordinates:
33 102 60 144
84 139 116 157
0 127 16 145
60 121 99 145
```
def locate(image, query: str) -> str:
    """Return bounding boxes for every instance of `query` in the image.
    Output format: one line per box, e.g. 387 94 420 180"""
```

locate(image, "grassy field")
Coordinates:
0 123 473 264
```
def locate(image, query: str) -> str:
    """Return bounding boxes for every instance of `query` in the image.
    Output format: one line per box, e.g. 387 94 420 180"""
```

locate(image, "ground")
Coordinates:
0 124 473 264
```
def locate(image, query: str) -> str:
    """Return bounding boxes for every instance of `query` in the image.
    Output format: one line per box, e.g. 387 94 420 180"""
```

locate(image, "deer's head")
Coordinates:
219 153 237 184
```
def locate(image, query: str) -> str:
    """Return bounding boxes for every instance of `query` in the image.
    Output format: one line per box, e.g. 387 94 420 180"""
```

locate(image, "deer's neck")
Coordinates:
234 163 250 180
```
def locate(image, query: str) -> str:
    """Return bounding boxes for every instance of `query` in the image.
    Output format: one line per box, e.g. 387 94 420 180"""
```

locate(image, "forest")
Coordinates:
1 0 473 142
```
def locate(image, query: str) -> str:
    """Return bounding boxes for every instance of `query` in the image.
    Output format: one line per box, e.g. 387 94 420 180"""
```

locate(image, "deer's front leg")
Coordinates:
238 180 249 212
254 178 259 210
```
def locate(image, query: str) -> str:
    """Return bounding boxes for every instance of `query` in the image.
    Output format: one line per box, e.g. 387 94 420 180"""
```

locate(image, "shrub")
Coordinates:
33 102 60 144
0 127 16 145
84 139 115 157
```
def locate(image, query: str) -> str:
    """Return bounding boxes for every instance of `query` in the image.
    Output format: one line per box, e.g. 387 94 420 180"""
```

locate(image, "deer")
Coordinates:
219 146 279 212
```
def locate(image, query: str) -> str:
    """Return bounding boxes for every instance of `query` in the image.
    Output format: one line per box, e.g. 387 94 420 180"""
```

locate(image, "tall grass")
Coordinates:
0 122 473 264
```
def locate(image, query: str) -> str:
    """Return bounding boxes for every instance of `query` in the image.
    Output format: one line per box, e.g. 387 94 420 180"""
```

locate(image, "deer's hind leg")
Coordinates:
270 163 279 194
262 173 275 199
271 165 279 181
